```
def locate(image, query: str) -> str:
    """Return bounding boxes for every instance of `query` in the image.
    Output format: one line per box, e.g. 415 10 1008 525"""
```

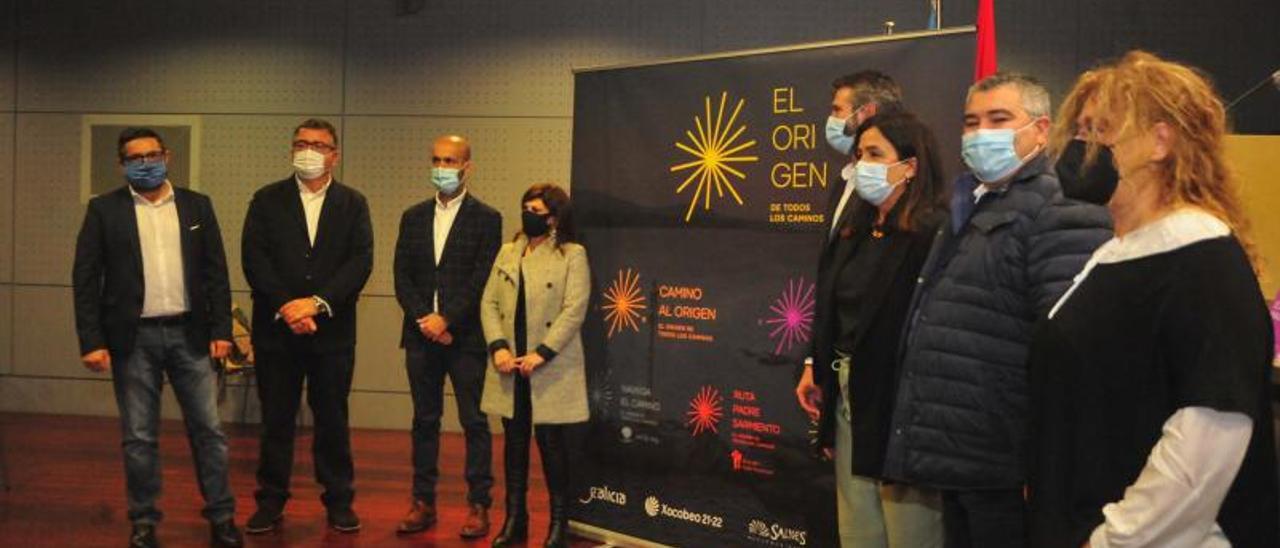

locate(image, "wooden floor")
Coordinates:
0 413 596 548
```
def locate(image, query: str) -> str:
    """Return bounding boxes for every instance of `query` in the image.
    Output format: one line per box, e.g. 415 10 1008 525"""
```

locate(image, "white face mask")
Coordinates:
293 149 327 180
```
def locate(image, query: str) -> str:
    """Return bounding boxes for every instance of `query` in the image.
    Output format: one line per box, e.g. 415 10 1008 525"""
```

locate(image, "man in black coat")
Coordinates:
73 127 243 548
392 135 502 538
881 74 1112 548
241 118 373 535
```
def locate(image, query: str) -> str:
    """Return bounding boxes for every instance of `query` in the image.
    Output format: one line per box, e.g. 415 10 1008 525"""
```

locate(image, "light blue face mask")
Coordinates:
961 121 1040 183
430 167 462 194
125 161 167 191
825 115 854 155
853 159 909 206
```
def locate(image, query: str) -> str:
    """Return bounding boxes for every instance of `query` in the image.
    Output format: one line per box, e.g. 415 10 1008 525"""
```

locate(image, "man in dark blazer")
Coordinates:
392 135 502 538
73 128 242 548
241 119 373 535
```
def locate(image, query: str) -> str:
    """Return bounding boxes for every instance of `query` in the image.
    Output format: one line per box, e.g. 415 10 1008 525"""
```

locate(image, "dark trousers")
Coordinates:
503 373 569 502
405 343 493 507
942 488 1028 548
113 323 235 524
253 346 356 510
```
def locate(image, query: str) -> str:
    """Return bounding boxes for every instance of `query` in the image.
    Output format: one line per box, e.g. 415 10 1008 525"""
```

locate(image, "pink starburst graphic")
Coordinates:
762 277 816 355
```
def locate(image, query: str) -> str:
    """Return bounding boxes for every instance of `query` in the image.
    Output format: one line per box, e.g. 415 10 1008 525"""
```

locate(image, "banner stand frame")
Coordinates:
571 520 672 548
572 26 976 74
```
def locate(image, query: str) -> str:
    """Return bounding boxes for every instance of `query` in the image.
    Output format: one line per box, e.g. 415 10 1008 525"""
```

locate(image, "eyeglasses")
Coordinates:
122 150 166 165
292 140 336 154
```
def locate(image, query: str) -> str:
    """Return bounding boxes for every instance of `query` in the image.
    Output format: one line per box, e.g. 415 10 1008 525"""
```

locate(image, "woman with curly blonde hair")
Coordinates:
1027 51 1279 547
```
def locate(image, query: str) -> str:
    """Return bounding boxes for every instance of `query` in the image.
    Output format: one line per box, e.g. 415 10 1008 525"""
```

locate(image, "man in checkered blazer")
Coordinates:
393 135 503 539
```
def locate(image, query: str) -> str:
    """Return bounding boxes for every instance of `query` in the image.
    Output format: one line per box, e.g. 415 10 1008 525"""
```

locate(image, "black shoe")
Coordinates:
539 426 570 548
129 523 158 548
210 520 244 547
490 512 528 547
327 506 361 533
245 506 283 534
543 504 568 548
495 416 531 548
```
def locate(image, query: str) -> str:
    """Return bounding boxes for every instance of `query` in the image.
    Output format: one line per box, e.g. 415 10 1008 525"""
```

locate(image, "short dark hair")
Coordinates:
852 110 948 232
293 118 339 147
117 127 166 162
520 183 576 248
967 72 1050 118
832 70 904 112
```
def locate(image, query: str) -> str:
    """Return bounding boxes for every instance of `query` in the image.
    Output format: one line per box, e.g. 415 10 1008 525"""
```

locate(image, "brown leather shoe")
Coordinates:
396 499 436 534
458 503 490 539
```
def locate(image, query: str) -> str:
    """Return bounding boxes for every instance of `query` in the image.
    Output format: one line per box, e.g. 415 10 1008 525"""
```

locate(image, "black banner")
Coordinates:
569 29 976 547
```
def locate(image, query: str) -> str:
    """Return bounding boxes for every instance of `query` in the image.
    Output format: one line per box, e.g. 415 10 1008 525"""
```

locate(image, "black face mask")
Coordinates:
522 210 552 237
1055 139 1119 205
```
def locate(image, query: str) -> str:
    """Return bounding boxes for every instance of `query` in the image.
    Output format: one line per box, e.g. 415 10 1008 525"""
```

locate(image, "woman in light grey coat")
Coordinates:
479 183 589 548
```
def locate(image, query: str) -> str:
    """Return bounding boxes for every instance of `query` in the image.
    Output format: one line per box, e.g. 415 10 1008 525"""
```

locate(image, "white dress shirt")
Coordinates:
1049 208 1252 548
829 172 856 238
433 189 467 312
295 175 331 247
131 182 189 318
291 175 333 316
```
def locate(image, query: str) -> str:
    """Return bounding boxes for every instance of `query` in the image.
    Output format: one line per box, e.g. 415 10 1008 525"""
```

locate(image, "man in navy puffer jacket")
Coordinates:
881 73 1112 548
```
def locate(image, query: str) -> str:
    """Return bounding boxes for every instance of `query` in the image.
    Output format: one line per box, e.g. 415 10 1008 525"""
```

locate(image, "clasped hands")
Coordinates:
492 348 545 377
416 313 454 346
279 297 320 335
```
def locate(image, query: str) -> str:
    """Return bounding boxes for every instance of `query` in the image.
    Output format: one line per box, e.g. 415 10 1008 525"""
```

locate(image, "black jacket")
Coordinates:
393 193 502 352
811 197 945 478
882 154 1112 490
72 185 232 358
241 177 373 352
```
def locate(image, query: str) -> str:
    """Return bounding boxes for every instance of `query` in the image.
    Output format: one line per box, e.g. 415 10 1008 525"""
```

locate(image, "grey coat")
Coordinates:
479 235 590 424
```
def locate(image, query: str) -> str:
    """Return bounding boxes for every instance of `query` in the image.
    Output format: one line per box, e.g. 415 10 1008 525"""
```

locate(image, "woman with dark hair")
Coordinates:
479 183 589 548
794 110 949 547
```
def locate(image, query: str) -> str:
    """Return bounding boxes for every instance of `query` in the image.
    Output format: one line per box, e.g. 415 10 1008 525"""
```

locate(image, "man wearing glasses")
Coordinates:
73 128 242 547
241 118 373 535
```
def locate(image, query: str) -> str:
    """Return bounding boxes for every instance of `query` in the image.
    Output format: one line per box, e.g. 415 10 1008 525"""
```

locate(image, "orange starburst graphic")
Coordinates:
686 385 724 436
670 91 759 222
602 268 647 338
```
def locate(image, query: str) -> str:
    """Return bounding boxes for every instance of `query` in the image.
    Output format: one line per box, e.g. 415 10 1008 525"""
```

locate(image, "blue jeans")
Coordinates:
111 323 235 524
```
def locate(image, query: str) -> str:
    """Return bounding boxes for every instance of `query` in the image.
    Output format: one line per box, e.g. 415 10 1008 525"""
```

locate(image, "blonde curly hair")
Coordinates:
1061 50 1262 276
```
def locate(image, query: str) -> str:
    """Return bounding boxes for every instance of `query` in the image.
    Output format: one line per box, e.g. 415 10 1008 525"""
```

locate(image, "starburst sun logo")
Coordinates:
686 385 724 436
602 268 647 338
670 91 759 222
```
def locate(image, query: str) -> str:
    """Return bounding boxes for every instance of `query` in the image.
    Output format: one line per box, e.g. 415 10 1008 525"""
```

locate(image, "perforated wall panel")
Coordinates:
344 0 702 117
0 284 11 375
341 115 573 296
16 0 345 114
0 113 12 283
11 285 82 378
13 114 80 284
0 0 13 111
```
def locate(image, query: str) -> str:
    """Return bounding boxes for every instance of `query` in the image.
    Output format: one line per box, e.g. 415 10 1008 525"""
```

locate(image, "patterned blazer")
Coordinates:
393 192 503 352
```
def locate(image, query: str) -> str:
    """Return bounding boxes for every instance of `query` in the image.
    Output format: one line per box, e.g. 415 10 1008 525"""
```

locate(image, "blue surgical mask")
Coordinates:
826 115 854 155
854 159 909 206
125 161 167 191
430 167 462 194
961 121 1040 183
